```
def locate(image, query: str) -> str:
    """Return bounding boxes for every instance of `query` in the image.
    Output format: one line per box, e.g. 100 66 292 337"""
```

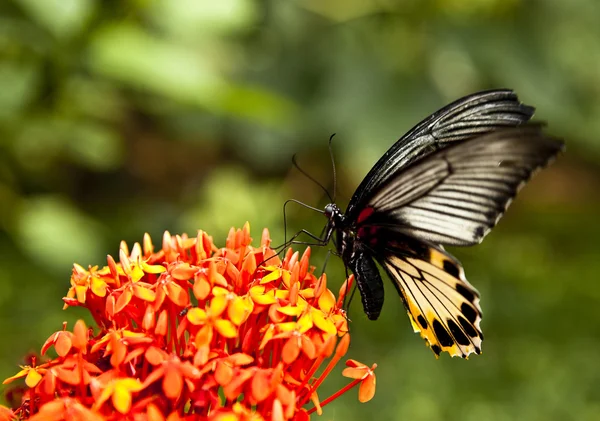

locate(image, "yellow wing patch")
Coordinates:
384 250 483 358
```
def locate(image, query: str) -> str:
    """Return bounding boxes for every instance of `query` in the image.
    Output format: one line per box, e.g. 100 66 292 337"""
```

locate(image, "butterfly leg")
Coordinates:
282 199 331 247
274 229 329 255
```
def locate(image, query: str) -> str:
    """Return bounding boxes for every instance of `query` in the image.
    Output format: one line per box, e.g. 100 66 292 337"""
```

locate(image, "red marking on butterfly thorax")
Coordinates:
356 206 380 245
356 225 381 246
357 206 375 224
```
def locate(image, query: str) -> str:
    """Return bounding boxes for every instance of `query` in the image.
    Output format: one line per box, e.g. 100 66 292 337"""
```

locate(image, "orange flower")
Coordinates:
142 354 201 400
2 224 376 420
93 375 145 414
342 360 377 403
187 294 239 342
3 364 45 388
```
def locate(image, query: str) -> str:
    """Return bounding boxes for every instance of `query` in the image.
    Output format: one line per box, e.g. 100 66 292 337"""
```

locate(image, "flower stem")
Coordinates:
306 378 362 415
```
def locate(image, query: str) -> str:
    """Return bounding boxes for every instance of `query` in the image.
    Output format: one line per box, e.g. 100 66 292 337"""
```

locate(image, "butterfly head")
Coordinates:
323 203 338 218
324 202 352 256
324 203 344 227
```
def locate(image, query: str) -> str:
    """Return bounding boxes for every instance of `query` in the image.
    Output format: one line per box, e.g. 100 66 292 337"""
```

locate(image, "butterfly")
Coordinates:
312 89 564 358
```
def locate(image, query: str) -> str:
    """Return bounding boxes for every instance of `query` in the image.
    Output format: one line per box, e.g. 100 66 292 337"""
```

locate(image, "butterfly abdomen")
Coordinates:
347 244 385 320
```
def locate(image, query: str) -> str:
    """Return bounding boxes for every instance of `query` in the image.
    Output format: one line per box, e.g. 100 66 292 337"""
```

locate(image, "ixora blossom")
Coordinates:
1 224 376 420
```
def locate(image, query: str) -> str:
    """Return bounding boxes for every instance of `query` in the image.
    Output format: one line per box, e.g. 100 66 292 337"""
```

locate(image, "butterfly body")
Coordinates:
317 90 564 358
324 203 386 320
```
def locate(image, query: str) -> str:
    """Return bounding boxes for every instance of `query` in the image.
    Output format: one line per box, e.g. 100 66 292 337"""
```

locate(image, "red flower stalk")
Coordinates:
2 224 376 420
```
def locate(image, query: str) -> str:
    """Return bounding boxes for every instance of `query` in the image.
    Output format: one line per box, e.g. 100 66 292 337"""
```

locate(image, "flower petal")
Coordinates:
193 277 211 300
25 369 43 388
112 384 133 414
282 336 300 364
318 289 336 313
55 332 74 357
170 263 195 280
187 308 208 325
311 309 337 336
214 319 237 338
358 373 376 403
210 294 228 318
141 261 166 274
260 269 281 285
341 367 367 380
195 325 214 348
163 368 183 400
214 361 233 386
228 296 252 325
90 277 108 297
166 282 189 307
133 284 156 302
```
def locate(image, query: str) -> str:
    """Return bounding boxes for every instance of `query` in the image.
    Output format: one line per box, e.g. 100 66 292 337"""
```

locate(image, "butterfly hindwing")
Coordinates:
380 242 482 358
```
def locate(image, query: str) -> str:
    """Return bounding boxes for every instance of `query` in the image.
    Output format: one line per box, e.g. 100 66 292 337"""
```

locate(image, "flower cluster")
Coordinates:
1 224 376 420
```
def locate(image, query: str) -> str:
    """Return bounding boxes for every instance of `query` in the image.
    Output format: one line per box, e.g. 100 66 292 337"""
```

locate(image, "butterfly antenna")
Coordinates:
328 133 337 202
292 154 334 203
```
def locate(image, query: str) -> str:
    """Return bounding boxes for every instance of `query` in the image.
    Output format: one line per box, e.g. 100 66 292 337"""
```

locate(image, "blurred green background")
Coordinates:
1 0 599 419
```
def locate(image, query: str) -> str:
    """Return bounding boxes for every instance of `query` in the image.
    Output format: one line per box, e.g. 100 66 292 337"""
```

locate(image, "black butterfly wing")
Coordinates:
352 125 563 357
347 89 535 219
360 125 564 246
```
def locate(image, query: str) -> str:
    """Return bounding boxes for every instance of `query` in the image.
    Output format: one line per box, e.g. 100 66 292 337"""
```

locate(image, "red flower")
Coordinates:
1 224 376 420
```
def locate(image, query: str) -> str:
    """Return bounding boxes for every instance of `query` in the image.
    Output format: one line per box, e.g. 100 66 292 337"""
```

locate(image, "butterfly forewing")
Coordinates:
363 125 564 246
347 89 535 219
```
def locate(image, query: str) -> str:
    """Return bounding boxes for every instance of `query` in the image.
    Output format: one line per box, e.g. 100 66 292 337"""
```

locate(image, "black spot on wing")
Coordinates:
447 319 470 346
456 283 476 302
474 226 485 239
458 315 479 338
432 319 454 347
442 259 460 278
461 302 479 324
417 315 428 329
431 344 442 356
